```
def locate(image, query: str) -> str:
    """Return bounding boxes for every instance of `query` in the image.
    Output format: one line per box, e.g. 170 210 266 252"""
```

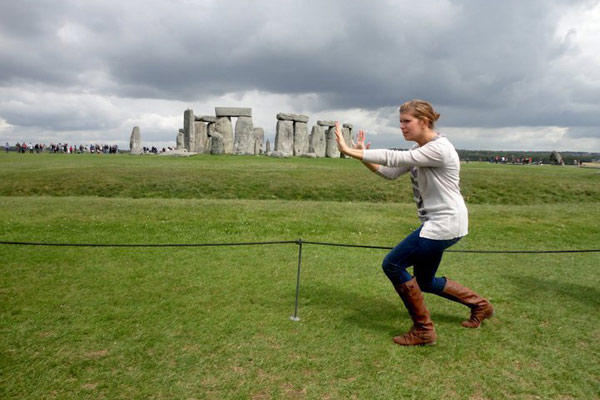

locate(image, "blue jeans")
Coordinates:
382 226 461 294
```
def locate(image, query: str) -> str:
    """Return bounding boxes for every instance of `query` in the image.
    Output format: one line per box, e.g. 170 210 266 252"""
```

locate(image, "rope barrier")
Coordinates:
300 240 600 254
2 239 598 254
2 238 598 321
0 240 297 247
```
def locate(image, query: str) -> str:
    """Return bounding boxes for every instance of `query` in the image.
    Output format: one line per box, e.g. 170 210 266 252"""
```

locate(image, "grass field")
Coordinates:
1 153 599 399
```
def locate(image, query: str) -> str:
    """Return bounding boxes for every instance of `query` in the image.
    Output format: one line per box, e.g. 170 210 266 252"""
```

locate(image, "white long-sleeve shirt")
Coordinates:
362 136 468 240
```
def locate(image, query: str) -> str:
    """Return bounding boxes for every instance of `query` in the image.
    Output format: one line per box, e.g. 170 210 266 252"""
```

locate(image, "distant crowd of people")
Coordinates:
142 146 176 154
489 155 540 165
6 142 120 154
5 142 176 154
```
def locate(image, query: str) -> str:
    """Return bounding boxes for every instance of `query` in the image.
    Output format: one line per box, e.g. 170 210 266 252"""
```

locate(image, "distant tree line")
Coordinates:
456 150 600 164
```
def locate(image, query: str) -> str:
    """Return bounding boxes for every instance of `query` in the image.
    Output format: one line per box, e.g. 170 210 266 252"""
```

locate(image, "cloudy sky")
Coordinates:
1 0 599 151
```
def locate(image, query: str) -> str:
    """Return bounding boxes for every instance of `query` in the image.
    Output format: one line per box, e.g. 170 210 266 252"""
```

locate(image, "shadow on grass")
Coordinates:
504 274 600 308
300 282 464 334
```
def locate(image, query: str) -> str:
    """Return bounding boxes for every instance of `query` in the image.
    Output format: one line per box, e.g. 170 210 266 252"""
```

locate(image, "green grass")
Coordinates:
1 154 599 399
1 153 599 203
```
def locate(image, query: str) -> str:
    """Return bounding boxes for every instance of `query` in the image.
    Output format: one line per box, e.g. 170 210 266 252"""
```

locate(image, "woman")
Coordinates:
334 100 493 346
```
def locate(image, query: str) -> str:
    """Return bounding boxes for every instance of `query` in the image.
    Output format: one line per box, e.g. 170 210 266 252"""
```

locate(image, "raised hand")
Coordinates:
334 121 349 153
352 130 371 150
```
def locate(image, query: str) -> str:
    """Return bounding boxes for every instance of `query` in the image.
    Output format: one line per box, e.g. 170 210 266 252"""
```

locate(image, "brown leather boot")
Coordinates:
441 278 494 328
392 278 436 346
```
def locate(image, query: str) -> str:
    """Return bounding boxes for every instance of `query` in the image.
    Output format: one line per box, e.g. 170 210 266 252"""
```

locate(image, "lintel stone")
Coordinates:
215 107 252 117
277 113 309 123
317 120 337 127
196 115 217 123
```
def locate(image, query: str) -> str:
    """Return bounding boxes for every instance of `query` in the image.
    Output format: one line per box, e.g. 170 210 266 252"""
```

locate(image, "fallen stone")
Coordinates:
300 152 317 158
270 150 292 158
159 149 193 157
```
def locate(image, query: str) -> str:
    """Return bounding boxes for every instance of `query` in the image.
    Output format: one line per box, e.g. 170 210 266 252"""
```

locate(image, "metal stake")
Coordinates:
290 238 302 321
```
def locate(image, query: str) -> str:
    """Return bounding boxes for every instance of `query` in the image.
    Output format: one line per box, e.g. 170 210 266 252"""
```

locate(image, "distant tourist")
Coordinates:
5 142 8 152
334 99 493 346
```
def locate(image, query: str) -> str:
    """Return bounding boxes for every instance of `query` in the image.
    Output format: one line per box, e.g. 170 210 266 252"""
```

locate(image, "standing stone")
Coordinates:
234 116 255 155
210 132 225 155
253 127 264 155
293 122 309 156
274 120 294 155
176 129 185 150
184 109 195 152
326 126 340 158
194 121 208 153
265 139 271 153
341 126 352 158
214 117 234 154
129 126 142 154
309 125 326 157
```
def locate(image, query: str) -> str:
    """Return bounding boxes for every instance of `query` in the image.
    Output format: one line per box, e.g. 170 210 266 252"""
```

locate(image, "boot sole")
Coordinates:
462 308 494 328
393 338 437 346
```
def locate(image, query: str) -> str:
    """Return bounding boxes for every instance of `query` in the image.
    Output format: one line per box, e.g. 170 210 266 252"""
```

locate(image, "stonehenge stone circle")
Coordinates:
167 106 354 159
129 126 142 154
234 116 255 155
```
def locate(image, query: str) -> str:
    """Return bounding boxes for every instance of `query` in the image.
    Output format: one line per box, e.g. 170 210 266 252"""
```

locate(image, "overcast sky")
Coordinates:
1 0 599 152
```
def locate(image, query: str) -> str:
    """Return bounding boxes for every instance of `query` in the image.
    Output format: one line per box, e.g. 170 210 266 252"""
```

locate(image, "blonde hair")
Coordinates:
399 99 440 129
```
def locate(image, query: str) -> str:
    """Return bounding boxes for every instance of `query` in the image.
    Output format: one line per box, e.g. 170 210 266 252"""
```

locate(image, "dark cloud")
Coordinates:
0 0 598 150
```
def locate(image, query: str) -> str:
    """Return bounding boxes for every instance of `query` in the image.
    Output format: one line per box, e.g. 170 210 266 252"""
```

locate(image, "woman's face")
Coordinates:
399 112 427 142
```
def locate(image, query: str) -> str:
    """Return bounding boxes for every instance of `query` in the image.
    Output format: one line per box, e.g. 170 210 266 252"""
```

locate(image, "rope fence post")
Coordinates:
290 238 303 322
